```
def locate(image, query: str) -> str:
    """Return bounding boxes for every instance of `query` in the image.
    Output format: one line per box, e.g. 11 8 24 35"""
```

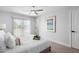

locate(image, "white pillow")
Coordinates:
0 30 6 51
5 32 16 49
0 41 6 51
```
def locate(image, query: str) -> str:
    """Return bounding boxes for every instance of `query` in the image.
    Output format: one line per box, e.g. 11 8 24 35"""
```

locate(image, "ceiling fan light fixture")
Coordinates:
30 11 38 16
29 6 43 16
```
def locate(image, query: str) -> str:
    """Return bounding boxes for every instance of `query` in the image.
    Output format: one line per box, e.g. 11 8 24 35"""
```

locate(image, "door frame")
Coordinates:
69 9 73 48
70 9 79 49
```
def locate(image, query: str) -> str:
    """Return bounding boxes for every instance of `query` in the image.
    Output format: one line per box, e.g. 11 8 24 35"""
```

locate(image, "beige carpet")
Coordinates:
50 42 79 53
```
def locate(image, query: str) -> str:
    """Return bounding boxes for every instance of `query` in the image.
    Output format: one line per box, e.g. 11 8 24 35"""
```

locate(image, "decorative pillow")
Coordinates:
5 32 16 49
15 37 21 46
0 30 6 51
0 41 6 51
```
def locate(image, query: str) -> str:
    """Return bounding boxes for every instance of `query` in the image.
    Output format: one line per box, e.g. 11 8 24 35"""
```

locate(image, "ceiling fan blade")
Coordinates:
36 9 43 11
30 10 35 11
34 11 38 15
31 9 43 12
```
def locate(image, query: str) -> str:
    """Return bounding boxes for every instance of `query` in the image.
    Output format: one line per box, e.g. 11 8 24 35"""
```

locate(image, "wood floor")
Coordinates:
50 42 79 53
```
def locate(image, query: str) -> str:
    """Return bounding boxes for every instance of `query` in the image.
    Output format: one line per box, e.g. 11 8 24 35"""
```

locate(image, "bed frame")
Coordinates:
40 46 51 53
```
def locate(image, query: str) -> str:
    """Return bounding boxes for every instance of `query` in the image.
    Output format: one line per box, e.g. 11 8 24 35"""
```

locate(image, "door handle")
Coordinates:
71 31 76 32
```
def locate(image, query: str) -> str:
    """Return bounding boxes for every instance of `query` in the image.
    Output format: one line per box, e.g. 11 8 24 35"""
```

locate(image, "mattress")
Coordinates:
3 40 50 53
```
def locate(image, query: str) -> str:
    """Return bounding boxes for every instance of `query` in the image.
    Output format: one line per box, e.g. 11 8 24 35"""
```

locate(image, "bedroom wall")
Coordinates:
0 11 36 35
36 7 71 47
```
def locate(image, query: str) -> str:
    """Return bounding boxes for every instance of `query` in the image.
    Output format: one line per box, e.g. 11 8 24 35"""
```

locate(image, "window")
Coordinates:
13 18 31 38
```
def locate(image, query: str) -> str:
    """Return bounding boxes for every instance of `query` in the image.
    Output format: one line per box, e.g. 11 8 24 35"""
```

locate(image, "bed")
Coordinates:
0 24 51 53
3 40 51 53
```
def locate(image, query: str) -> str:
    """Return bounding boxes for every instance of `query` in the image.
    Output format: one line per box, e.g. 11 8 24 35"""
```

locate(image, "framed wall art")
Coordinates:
47 16 56 32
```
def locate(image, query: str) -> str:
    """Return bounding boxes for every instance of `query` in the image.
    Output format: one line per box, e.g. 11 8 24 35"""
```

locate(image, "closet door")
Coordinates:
72 9 79 49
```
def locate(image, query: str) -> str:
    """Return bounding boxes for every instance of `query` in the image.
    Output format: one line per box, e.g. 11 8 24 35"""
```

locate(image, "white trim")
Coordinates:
51 40 71 48
69 9 72 48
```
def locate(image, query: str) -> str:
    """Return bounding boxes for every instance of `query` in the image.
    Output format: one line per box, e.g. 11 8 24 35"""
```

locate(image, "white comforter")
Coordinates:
4 40 50 53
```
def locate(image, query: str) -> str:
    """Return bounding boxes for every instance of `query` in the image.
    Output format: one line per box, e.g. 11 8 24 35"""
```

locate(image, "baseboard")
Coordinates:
51 40 71 48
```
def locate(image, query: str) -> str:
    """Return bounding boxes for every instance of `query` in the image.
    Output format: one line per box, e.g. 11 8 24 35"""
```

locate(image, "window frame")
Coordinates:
12 17 31 37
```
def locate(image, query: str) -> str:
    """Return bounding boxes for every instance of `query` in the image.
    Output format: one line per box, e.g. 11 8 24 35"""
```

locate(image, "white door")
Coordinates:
72 9 79 49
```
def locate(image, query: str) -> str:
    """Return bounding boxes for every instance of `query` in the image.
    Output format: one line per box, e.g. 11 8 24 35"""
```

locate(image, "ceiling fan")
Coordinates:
30 6 43 15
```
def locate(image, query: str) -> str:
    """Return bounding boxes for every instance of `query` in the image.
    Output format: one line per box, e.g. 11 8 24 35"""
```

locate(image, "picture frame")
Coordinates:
47 16 56 32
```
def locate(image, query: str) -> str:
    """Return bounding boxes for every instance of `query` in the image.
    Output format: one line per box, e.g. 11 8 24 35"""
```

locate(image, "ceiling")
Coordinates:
0 6 75 17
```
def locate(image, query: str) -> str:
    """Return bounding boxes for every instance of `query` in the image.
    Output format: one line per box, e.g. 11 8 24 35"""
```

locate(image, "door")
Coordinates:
72 9 79 49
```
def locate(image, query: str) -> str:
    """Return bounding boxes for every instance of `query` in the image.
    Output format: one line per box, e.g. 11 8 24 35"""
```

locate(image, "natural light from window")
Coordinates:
13 18 31 38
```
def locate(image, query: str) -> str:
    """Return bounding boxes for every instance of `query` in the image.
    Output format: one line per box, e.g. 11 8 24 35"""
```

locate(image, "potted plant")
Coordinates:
33 35 40 40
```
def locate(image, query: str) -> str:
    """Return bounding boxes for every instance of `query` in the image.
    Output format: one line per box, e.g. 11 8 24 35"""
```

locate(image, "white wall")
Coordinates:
0 11 36 35
36 7 71 47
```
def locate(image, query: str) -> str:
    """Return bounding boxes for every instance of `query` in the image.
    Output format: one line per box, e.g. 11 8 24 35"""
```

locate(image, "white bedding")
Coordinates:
3 40 50 53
